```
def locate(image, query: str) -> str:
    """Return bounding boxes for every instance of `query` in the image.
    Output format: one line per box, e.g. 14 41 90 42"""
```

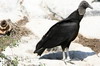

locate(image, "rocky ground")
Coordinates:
0 0 100 66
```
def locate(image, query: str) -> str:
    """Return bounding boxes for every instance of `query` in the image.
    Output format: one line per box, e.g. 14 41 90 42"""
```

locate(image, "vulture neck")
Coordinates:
66 9 85 23
78 7 86 15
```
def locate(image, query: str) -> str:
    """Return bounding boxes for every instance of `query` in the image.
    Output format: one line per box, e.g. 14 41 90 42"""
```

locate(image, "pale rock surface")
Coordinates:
1 0 100 66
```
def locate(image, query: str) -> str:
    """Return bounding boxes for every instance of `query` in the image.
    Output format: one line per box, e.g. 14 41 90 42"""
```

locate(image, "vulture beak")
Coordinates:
88 4 93 9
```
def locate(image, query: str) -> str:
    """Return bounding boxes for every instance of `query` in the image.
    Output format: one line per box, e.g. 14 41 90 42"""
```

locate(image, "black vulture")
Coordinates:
34 1 93 61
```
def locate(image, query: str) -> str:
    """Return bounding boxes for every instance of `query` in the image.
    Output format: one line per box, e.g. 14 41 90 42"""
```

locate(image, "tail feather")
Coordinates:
34 48 45 56
34 39 46 56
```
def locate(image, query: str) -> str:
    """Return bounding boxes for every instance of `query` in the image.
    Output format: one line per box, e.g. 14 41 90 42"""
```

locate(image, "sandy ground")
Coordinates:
76 34 100 53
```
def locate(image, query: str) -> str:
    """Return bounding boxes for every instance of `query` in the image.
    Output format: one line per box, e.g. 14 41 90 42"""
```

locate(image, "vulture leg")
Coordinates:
66 48 70 61
62 46 74 64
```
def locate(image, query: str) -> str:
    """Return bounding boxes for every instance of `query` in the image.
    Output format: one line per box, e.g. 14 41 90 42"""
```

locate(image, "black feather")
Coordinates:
34 1 93 56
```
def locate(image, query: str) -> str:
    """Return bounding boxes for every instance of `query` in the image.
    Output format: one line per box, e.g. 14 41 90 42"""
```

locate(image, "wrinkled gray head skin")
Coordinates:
79 0 93 9
78 0 93 15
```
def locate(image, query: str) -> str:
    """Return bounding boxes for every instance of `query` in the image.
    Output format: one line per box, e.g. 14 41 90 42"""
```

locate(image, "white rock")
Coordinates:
41 0 93 18
80 16 100 39
84 55 100 66
1 0 100 66
25 19 57 38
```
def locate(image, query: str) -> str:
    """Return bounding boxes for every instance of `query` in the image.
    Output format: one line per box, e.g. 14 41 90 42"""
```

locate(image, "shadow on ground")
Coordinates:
40 51 95 60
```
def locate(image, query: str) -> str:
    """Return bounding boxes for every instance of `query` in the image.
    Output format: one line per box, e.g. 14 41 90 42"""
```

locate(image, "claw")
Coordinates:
63 60 74 65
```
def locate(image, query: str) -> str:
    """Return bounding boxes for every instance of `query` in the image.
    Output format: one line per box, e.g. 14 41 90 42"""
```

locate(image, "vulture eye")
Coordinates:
1 20 7 27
